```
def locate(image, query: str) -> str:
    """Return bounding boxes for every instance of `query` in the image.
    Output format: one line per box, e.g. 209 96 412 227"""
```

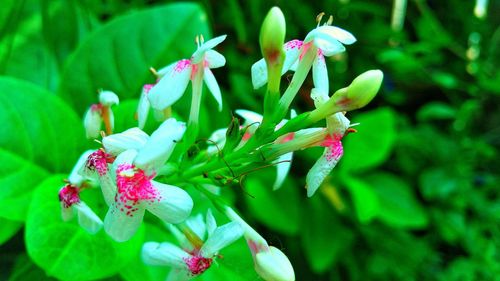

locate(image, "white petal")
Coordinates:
254 246 295 281
166 270 191 281
315 25 356 45
104 200 145 242
310 88 329 108
251 58 268 89
137 87 151 129
166 223 192 251
148 60 192 110
99 90 119 106
191 35 227 64
314 37 345 56
83 108 102 139
74 202 103 234
200 222 243 258
103 128 149 156
326 112 351 135
142 241 190 268
145 181 193 224
273 152 293 191
69 150 93 185
99 173 117 206
134 118 186 171
282 40 303 73
185 213 207 241
204 50 226 69
205 209 217 236
312 54 329 94
305 143 344 197
203 68 223 111
235 109 263 125
60 203 74 221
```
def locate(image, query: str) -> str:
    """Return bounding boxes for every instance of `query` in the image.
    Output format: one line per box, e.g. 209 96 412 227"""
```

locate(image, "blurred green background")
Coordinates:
0 0 499 280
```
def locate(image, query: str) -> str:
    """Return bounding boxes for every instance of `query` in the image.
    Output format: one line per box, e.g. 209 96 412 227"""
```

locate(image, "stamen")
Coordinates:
316 12 325 26
326 15 333 25
200 34 205 44
195 35 200 48
59 184 81 208
149 67 159 77
184 255 213 275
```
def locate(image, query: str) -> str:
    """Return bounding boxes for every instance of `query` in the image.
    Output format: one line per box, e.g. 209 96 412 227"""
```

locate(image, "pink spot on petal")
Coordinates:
242 131 253 141
281 132 295 143
299 42 313 61
284 39 303 50
143 84 154 94
115 164 160 213
59 184 80 208
174 59 191 73
90 103 103 113
184 255 213 275
321 134 344 162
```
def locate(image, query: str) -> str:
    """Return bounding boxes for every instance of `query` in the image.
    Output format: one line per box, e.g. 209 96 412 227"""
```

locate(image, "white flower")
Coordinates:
305 88 351 197
59 150 103 234
83 90 119 139
142 210 243 280
102 119 193 242
252 16 356 94
148 35 227 112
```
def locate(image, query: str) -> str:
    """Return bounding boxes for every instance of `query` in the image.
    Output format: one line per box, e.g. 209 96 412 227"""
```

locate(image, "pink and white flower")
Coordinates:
142 210 243 280
251 16 356 94
58 150 103 234
83 90 119 139
102 119 193 242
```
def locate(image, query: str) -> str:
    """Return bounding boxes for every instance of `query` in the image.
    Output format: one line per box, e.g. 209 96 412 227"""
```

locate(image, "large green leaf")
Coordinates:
58 3 211 115
367 173 429 229
342 175 379 223
244 174 301 235
0 217 21 246
25 175 144 281
0 77 85 220
302 196 354 273
341 107 396 173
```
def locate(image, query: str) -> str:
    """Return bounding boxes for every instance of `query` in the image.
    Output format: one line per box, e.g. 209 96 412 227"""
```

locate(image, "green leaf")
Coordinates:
26 175 144 281
417 101 456 121
0 217 21 246
367 173 429 229
342 176 379 223
0 77 85 220
7 254 58 281
341 107 396 173
58 3 211 115
302 196 354 273
244 173 301 235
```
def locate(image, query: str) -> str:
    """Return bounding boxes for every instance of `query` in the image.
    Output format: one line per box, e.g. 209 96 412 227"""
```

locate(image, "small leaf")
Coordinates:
26 175 143 281
342 175 379 223
367 173 429 229
417 101 456 121
341 107 396 173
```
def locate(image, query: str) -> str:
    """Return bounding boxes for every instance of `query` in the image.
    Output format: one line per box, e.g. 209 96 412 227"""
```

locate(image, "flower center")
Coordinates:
116 164 160 216
184 255 213 275
59 184 80 208
321 134 343 162
86 149 113 176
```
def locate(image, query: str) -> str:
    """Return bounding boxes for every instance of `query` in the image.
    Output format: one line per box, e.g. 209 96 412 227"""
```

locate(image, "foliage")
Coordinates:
1 0 499 280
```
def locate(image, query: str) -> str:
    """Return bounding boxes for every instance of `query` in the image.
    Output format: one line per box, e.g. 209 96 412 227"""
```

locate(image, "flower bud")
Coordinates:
84 105 102 139
260 7 286 65
99 90 119 106
255 246 295 281
342 69 383 110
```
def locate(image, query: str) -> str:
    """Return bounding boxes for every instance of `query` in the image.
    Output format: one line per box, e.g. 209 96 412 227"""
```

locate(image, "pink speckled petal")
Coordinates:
148 60 192 110
305 140 344 197
283 40 302 72
146 181 193 224
104 200 145 242
200 221 243 258
312 54 329 94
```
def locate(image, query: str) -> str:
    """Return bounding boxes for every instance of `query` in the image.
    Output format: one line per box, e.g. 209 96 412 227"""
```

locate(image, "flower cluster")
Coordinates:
58 7 383 281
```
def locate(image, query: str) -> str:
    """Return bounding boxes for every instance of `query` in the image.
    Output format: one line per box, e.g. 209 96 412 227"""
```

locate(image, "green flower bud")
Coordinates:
260 7 286 65
341 69 383 110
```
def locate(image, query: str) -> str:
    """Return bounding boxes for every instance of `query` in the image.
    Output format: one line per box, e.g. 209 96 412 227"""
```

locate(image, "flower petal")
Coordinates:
148 60 192 110
137 86 151 129
69 150 93 185
273 152 293 191
204 50 226 69
145 181 193 224
191 35 227 64
310 88 329 108
83 107 102 139
314 36 345 56
282 40 303 72
104 200 145 242
60 203 74 221
305 141 344 197
74 202 103 234
254 246 295 281
99 173 117 206
235 109 263 125
185 213 207 241
312 54 329 94
315 25 356 45
205 209 217 237
99 90 119 106
103 128 149 156
203 67 223 111
326 112 351 135
134 118 186 172
200 221 243 258
251 58 268 89
142 241 190 269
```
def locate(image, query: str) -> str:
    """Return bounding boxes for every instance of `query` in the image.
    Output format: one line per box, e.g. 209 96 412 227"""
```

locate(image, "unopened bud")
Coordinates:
342 69 383 110
255 246 295 281
260 7 286 65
